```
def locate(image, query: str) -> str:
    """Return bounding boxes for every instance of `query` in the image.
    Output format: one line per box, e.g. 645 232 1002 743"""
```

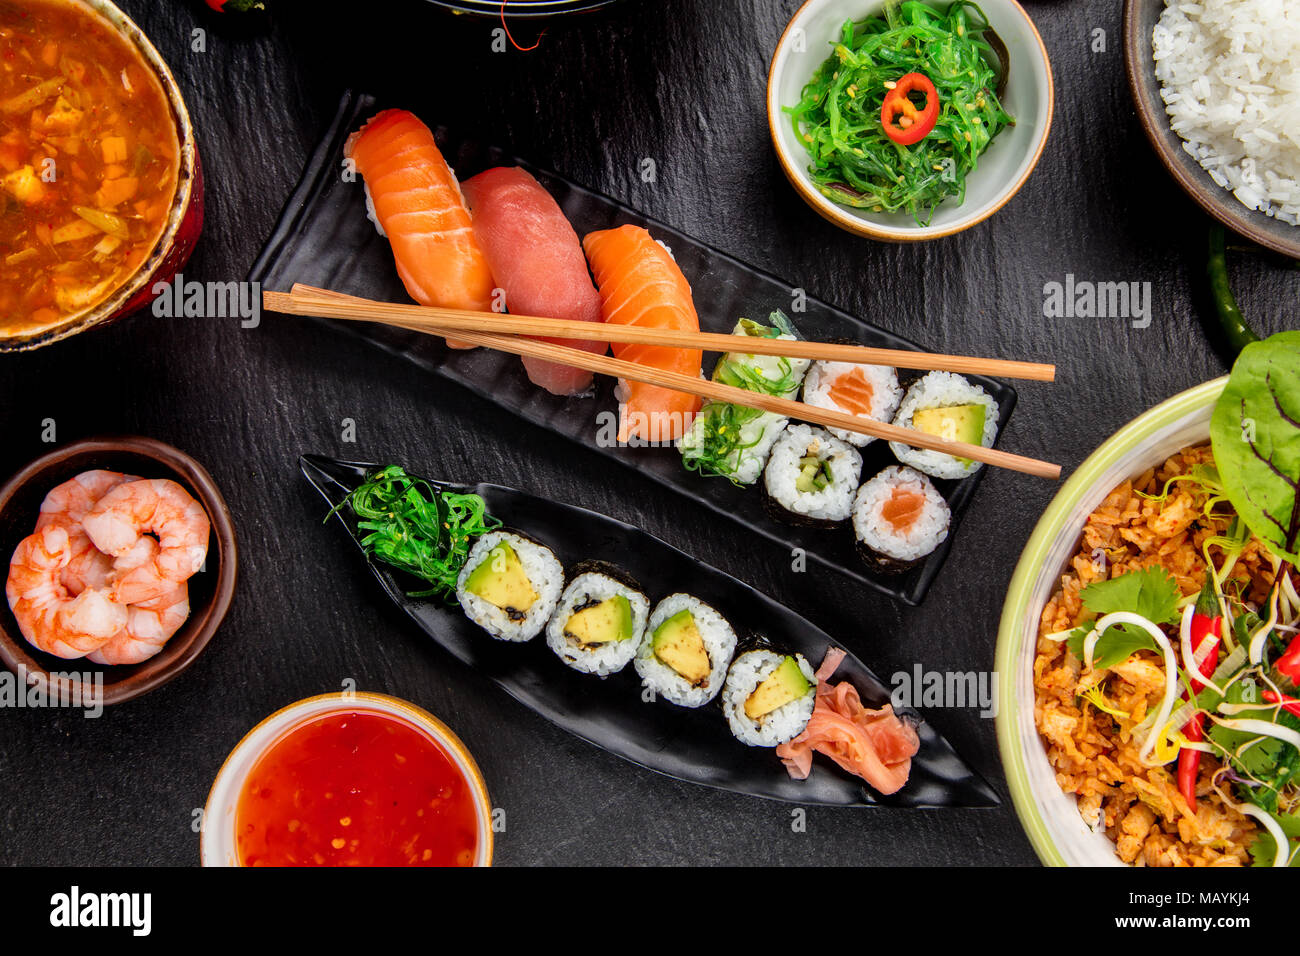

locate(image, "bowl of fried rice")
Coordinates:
996 375 1300 867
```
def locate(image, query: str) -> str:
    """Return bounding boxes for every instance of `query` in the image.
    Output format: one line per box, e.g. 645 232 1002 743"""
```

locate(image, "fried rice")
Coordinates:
1034 444 1285 867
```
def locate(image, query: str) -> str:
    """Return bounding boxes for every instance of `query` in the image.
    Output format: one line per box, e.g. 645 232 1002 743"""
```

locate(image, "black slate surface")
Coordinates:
0 0 1294 867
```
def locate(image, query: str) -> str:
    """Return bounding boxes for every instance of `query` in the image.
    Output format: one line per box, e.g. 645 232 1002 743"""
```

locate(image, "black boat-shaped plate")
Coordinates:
254 91 1017 605
302 454 999 809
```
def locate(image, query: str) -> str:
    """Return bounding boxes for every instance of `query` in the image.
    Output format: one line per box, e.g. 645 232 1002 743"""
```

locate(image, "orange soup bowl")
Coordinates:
201 693 495 867
0 0 203 352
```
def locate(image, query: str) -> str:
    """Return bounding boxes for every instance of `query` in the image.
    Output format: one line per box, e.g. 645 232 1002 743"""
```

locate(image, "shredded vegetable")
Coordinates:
786 0 1012 224
327 465 499 600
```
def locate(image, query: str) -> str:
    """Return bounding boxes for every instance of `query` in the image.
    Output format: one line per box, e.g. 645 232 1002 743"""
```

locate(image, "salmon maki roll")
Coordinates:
461 167 605 395
345 110 495 344
582 225 702 442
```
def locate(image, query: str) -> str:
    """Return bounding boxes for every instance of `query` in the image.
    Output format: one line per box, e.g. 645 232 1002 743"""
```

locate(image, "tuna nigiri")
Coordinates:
345 109 495 344
582 225 703 443
461 167 605 395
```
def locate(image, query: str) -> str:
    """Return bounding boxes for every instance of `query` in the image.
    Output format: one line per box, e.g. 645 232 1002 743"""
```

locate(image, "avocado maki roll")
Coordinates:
763 423 862 526
889 372 999 480
456 531 564 642
545 567 650 676
722 649 817 747
853 466 951 572
678 311 810 485
801 361 903 448
635 593 738 707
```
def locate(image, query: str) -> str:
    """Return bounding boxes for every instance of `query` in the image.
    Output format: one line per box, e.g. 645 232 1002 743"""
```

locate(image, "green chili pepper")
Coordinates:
1207 223 1261 357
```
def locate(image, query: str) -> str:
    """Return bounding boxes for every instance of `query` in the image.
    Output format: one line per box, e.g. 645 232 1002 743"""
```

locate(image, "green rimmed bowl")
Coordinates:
995 378 1226 866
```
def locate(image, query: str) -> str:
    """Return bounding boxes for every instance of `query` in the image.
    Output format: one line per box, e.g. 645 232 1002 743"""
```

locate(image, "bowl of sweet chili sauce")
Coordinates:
201 693 494 867
0 0 202 351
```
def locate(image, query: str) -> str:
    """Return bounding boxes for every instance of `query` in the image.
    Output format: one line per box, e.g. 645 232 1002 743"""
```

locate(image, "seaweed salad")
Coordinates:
787 0 1013 224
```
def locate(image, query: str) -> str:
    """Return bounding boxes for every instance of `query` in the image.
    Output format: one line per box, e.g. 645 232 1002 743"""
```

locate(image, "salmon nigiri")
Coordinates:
345 110 495 344
461 167 605 395
582 225 702 443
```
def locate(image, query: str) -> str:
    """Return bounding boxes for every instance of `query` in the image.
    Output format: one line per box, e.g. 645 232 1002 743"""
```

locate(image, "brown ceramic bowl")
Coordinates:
0 437 236 705
1124 0 1300 258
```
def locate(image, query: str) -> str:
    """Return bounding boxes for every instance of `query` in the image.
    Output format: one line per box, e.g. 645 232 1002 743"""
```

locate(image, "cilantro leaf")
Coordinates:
1067 625 1158 671
1064 569 1180 669
1080 567 1181 624
1249 812 1300 867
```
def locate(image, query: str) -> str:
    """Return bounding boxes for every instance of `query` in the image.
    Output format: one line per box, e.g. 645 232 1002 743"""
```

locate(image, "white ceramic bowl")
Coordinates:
995 378 1226 866
768 0 1054 241
201 692 494 867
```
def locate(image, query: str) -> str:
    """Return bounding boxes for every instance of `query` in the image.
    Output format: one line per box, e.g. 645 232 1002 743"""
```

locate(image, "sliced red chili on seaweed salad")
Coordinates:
786 0 1013 224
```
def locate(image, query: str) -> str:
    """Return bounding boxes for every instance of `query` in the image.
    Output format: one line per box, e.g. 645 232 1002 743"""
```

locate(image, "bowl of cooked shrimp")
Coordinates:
0 436 237 706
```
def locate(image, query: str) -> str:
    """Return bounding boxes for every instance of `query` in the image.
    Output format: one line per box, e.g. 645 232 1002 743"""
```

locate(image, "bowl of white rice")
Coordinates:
1125 0 1300 257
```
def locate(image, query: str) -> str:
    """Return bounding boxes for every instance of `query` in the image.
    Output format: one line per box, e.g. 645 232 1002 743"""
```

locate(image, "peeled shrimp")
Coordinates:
86 582 189 666
6 524 126 658
34 469 136 595
82 478 209 604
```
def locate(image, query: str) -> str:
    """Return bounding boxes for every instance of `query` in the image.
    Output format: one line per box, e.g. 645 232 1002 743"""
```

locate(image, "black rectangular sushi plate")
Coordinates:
251 91 1018 606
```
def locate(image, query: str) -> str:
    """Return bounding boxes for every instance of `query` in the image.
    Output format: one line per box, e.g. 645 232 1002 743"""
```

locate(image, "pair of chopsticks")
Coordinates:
264 285 1060 480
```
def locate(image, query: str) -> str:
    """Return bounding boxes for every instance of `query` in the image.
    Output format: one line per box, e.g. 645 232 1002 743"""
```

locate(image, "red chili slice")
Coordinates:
880 72 939 146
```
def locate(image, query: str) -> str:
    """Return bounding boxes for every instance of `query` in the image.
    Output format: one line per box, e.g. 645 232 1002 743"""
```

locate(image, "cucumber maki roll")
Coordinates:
889 371 999 480
635 593 738 707
457 531 564 642
853 466 951 572
801 361 903 447
678 311 810 485
545 565 649 676
763 423 862 525
722 648 817 747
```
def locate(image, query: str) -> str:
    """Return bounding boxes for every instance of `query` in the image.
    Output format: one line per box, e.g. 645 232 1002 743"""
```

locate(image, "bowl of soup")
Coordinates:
201 693 494 867
0 0 202 351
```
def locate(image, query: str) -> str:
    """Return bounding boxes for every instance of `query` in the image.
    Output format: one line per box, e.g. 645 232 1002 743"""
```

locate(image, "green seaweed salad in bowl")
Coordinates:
768 0 1053 241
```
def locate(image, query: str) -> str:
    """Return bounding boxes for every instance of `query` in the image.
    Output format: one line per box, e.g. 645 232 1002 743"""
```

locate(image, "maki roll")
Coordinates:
635 594 737 707
722 648 817 747
853 466 951 572
678 311 810 485
545 565 649 676
800 361 903 447
763 423 862 525
889 371 999 480
456 531 563 642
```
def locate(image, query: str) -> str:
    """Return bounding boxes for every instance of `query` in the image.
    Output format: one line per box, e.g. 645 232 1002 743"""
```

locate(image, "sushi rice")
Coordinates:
801 361 903 447
546 570 649 676
764 423 862 523
457 531 564 642
889 371 999 480
635 593 738 707
853 465 951 566
722 649 817 747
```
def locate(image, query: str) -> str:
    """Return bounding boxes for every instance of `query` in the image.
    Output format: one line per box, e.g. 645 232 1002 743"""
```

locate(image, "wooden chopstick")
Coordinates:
265 287 1060 480
270 284 1054 382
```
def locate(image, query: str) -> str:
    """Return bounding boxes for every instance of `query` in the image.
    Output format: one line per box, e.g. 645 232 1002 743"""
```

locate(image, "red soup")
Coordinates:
235 710 481 867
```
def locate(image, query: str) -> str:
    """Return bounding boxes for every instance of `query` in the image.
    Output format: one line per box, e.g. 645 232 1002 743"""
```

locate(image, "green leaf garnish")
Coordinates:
1064 568 1181 669
1210 331 1300 565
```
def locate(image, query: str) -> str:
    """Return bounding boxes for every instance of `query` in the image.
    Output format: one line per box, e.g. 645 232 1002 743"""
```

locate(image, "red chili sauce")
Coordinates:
235 710 480 867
